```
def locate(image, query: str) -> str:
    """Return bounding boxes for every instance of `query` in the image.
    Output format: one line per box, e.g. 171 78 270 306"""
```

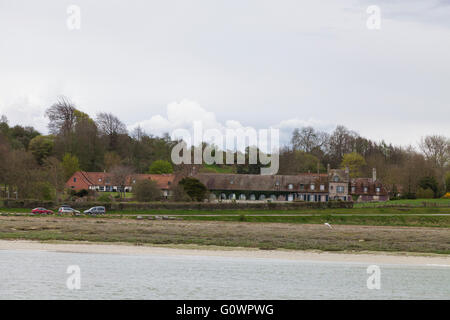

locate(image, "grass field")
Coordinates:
0 216 448 254
354 198 450 208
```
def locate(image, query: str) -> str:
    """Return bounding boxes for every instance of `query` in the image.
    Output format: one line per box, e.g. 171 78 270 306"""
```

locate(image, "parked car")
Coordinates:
57 207 80 215
83 206 106 215
31 208 53 215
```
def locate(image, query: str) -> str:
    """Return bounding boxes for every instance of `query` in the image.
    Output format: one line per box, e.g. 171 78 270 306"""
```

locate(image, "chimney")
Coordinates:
327 163 330 174
372 168 377 181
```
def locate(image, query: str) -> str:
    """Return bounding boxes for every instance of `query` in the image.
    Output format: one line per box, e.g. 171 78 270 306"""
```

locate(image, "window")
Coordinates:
337 186 345 193
132 179 136 184
351 186 356 193
98 178 102 182
320 184 325 191
300 184 304 190
310 184 315 190
364 187 368 193
376 187 380 193
333 176 339 182
288 184 293 190
73 177 77 182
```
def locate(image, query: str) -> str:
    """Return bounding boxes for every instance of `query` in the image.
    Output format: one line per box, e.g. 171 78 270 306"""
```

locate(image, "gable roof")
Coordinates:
193 173 328 192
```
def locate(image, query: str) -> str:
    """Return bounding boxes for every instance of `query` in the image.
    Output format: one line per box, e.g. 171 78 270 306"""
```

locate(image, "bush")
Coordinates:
148 160 173 174
97 194 112 202
179 177 208 202
171 185 191 202
134 179 161 202
74 189 89 198
443 192 450 199
416 188 434 199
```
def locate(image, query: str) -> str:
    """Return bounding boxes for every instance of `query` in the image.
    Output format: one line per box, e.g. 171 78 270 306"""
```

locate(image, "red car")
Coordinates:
31 207 54 215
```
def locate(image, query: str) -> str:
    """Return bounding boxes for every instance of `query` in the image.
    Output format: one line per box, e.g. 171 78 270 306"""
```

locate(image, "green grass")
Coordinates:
180 214 450 228
100 191 134 199
354 198 450 208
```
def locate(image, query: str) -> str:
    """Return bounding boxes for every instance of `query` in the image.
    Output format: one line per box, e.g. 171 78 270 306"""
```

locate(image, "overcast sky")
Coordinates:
0 0 449 147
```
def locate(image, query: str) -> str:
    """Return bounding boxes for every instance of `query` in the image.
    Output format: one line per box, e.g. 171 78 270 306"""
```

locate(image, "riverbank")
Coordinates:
1 216 449 254
1 239 449 266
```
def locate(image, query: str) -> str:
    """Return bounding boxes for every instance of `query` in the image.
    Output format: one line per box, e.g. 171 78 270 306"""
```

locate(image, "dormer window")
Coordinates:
288 184 293 190
310 184 315 190
333 176 339 182
73 177 77 182
320 184 325 191
133 179 136 184
98 178 102 182
376 187 380 193
364 187 368 193
351 186 356 193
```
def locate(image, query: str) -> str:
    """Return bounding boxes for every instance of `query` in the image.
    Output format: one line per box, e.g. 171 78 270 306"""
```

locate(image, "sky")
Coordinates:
0 0 449 147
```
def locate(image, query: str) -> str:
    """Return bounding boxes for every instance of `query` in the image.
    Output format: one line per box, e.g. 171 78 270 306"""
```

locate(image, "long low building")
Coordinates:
66 171 175 197
193 168 388 202
65 167 389 202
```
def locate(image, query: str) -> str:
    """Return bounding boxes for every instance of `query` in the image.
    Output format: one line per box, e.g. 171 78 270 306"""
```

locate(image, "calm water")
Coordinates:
0 249 449 299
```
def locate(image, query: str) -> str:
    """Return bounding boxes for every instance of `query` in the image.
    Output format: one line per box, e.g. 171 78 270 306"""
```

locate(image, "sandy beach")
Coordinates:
1 239 449 266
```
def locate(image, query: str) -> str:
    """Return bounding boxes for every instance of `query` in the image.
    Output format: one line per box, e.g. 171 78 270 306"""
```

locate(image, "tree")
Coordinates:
110 165 134 198
45 96 77 135
418 176 439 198
133 179 161 202
446 172 450 192
291 127 328 153
104 151 122 171
341 152 366 178
179 177 208 201
44 157 65 202
62 153 80 180
29 135 54 164
149 160 173 174
327 125 358 167
96 112 127 151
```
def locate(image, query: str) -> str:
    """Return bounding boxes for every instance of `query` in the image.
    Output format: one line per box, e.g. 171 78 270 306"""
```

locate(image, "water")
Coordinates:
0 250 449 299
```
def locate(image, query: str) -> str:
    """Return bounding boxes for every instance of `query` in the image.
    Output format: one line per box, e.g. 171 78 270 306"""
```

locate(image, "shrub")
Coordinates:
97 194 112 202
74 189 89 198
171 185 191 202
416 188 434 199
443 192 450 199
134 179 161 202
179 177 208 202
148 160 173 174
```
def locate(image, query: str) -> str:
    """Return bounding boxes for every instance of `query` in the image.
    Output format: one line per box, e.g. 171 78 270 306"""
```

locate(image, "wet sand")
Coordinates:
1 240 449 266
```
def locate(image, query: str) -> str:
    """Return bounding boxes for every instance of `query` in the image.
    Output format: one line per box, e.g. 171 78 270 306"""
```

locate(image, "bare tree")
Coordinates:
419 135 450 169
109 165 134 198
96 112 128 150
45 96 77 135
291 127 328 153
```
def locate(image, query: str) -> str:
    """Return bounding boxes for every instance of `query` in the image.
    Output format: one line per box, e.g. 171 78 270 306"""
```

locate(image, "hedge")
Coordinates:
1 199 353 211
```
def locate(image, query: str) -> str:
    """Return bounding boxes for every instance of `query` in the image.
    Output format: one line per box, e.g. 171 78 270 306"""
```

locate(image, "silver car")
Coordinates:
58 207 80 215
83 206 106 215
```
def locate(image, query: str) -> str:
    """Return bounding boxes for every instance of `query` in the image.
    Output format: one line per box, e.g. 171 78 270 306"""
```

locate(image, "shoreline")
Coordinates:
1 240 449 266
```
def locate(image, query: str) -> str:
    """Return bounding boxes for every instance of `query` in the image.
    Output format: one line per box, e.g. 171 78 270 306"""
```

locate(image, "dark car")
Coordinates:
31 207 54 215
83 206 106 215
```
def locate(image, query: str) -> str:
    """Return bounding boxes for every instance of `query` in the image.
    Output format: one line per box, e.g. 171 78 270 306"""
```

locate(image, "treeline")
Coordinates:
0 97 449 200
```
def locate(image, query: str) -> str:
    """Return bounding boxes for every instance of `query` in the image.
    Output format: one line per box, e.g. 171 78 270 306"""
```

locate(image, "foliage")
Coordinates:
148 160 173 174
341 152 366 178
29 135 54 164
171 184 192 202
134 179 161 202
179 177 208 202
97 193 112 202
415 188 434 199
62 153 80 180
418 176 439 198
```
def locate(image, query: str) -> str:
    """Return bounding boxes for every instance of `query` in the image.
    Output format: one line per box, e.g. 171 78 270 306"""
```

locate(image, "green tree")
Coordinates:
179 177 208 202
446 172 450 192
29 135 54 164
341 152 367 178
418 176 439 198
148 160 173 174
62 153 80 180
134 179 161 202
